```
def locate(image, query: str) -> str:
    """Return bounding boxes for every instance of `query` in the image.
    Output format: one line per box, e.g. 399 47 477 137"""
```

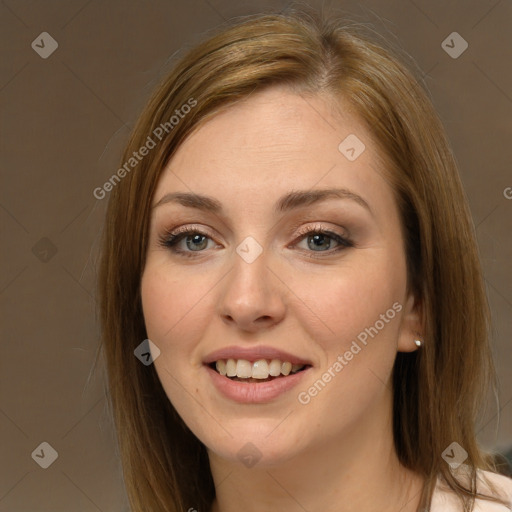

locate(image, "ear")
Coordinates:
397 292 423 353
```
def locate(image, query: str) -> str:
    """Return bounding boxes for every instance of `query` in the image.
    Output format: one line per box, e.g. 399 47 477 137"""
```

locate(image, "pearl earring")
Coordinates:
414 339 422 347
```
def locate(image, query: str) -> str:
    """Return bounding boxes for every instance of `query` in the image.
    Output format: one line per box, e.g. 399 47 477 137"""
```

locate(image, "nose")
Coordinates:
217 248 286 333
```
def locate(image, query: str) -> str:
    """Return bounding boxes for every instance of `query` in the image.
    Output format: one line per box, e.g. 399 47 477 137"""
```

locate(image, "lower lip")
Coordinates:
205 365 311 404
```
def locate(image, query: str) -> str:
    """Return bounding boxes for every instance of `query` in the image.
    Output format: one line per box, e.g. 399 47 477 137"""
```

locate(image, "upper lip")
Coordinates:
203 346 312 366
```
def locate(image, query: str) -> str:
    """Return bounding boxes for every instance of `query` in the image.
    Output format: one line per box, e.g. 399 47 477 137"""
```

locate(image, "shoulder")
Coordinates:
430 468 512 511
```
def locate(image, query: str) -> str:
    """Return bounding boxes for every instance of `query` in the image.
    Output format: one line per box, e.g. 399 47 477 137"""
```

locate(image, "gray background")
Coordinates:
1 0 511 510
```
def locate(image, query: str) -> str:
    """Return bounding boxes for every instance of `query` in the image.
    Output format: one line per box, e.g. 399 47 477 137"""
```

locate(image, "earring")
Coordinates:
414 339 422 347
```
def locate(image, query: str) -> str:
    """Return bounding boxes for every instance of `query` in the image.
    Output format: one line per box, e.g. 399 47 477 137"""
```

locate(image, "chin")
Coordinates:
202 422 306 468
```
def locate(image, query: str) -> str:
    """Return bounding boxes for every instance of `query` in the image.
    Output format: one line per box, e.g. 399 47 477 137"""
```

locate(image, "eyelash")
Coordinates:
158 223 354 259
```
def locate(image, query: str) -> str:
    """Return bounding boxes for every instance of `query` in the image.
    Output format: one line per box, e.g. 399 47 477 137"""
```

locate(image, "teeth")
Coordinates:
281 362 292 376
216 360 227 376
251 360 269 379
236 359 252 378
213 358 306 379
226 358 237 377
269 359 282 377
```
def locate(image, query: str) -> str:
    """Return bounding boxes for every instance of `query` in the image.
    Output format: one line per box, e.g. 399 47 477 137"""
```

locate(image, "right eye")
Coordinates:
159 228 218 258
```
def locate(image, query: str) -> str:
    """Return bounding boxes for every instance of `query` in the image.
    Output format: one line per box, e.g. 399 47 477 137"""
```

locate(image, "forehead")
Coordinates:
153 87 393 219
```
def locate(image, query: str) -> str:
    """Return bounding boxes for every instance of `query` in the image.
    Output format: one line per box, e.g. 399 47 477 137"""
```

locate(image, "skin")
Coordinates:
141 86 424 512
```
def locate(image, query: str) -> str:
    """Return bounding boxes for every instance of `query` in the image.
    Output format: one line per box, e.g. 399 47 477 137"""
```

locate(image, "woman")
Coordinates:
98 6 512 512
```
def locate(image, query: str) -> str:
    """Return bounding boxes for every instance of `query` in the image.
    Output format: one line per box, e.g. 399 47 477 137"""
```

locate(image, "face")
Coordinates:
141 87 420 466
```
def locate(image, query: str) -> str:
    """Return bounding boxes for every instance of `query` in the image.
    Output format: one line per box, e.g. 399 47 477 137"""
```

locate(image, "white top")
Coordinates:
431 469 512 511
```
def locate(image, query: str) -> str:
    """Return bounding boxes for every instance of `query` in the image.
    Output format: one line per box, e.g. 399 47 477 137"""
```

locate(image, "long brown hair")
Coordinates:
97 5 508 511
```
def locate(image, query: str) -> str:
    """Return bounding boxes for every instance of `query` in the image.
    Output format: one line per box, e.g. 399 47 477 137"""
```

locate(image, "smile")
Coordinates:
203 346 313 402
212 358 308 382
205 360 312 403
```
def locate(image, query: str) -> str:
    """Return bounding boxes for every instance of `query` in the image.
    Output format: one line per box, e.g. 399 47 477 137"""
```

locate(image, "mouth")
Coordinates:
203 346 313 403
207 358 311 383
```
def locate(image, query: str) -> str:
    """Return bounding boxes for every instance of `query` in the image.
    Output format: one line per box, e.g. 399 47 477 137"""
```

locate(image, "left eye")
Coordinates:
159 228 353 258
294 230 352 252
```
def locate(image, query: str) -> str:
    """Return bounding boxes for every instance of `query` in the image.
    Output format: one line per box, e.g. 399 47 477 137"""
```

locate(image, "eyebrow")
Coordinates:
152 187 372 216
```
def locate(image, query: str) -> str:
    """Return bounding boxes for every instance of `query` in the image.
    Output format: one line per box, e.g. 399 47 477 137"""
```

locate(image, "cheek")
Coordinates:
140 262 210 360
288 252 406 355
292 261 405 426
141 269 176 343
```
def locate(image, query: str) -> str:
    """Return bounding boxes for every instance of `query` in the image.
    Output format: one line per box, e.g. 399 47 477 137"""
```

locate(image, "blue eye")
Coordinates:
159 230 214 257
158 226 353 259
296 230 352 253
